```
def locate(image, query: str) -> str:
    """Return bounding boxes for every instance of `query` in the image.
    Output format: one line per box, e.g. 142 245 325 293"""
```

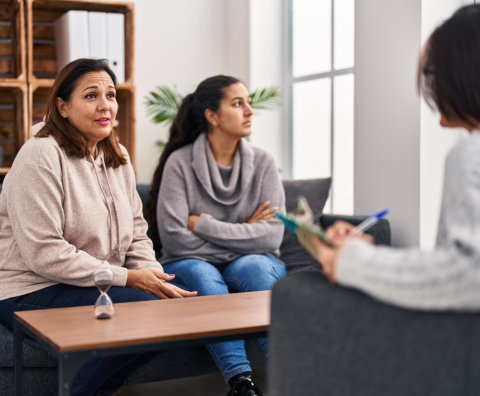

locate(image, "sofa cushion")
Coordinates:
0 324 56 368
279 178 331 273
136 179 332 273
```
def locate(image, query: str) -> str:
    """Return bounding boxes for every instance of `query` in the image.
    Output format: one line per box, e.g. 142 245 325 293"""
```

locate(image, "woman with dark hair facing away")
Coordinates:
0 58 196 395
146 75 286 395
297 4 480 310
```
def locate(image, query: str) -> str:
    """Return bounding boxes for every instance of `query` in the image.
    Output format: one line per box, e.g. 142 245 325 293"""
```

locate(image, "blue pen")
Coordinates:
352 208 389 234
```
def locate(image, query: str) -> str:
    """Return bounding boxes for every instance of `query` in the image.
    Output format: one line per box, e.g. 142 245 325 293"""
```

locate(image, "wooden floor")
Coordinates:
115 368 266 396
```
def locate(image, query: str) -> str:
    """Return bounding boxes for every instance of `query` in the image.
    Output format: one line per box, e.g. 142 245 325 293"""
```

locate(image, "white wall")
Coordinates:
355 0 471 248
133 0 285 183
355 0 422 247
248 0 285 172
134 0 228 183
133 0 469 248
419 0 467 249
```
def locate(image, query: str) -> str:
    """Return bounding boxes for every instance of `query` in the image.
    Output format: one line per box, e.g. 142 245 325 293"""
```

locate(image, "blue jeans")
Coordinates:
163 254 286 383
0 284 160 396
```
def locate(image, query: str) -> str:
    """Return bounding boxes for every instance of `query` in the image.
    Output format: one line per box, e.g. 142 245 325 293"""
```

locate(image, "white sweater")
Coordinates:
337 130 480 311
0 135 162 300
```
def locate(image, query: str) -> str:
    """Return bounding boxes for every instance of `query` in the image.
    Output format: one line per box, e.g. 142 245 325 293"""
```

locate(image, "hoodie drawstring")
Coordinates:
90 154 121 257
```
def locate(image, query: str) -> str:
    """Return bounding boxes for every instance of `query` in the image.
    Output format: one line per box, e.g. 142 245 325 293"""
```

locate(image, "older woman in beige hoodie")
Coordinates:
0 58 196 395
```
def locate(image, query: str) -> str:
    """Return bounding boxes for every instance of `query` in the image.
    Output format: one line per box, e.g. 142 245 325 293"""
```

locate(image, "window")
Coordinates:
286 0 354 214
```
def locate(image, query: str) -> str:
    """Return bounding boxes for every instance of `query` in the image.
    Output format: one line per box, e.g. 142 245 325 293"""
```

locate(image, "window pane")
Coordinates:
334 0 354 70
292 78 331 179
292 0 331 77
332 74 354 214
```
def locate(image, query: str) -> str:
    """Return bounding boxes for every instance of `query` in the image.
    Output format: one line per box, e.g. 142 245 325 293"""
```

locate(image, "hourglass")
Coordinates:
93 267 114 319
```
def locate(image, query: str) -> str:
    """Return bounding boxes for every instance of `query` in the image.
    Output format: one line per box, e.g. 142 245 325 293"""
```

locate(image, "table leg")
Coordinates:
58 351 94 396
14 321 24 396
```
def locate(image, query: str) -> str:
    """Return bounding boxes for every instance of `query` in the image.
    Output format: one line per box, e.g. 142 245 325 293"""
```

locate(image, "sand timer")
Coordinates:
93 267 114 319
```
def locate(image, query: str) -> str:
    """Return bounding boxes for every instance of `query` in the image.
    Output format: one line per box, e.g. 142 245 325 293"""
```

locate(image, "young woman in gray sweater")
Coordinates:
146 75 286 396
298 4 480 311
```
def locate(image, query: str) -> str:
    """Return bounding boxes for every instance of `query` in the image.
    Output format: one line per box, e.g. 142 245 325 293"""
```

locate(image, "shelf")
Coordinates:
0 0 26 81
1 0 135 178
0 84 28 169
26 0 134 83
115 86 136 168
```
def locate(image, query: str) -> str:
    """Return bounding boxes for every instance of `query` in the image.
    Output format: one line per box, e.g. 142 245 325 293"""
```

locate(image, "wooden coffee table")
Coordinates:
13 290 270 396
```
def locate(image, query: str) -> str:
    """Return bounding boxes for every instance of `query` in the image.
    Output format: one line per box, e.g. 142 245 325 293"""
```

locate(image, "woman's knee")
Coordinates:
164 259 227 294
224 255 286 292
227 255 286 278
165 259 223 281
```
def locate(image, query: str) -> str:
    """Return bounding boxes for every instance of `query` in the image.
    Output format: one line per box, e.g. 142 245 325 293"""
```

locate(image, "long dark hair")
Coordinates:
145 75 241 251
36 58 126 167
418 4 480 127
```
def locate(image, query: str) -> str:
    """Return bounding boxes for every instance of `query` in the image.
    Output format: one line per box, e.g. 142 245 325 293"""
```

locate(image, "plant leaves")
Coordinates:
249 86 282 110
144 84 282 127
144 86 183 125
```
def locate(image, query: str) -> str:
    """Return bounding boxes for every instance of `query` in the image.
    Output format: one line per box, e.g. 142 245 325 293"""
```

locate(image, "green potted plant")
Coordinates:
144 85 282 149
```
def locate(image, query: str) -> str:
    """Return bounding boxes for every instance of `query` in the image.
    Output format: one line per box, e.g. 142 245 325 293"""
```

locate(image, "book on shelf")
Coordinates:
54 10 89 71
106 13 125 82
88 12 107 60
54 10 125 82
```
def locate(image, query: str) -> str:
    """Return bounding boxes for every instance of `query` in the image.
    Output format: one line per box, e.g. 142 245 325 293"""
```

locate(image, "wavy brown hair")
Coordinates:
36 58 126 167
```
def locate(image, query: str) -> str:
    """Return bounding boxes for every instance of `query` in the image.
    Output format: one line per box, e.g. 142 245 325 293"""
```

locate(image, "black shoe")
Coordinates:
226 373 263 396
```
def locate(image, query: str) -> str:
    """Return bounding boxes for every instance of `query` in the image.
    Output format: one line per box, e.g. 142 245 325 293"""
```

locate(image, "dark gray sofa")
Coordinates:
0 178 390 395
268 255 480 395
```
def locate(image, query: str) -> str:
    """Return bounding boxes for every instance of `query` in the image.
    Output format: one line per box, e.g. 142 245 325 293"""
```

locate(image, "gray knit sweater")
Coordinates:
337 130 480 310
157 133 285 264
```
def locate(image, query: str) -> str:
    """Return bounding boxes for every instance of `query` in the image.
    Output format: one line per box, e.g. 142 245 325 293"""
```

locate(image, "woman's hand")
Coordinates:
297 221 374 282
296 227 340 282
188 215 199 232
326 221 374 246
247 201 279 224
126 268 197 299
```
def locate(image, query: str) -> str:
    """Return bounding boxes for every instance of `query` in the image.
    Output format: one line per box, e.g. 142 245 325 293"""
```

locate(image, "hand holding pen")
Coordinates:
298 208 388 283
327 208 388 244
349 208 389 235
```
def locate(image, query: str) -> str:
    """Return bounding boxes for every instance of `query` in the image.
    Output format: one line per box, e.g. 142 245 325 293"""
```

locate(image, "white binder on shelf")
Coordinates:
88 12 107 60
106 13 125 82
54 10 89 71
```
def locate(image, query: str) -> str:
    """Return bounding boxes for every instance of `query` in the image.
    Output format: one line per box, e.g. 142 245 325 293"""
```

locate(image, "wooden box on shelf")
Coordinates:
0 0 27 179
26 0 134 83
0 83 28 176
0 0 26 81
23 0 136 174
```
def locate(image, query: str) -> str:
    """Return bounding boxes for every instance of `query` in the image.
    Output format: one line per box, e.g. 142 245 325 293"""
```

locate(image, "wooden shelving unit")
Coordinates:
0 0 136 181
0 0 27 176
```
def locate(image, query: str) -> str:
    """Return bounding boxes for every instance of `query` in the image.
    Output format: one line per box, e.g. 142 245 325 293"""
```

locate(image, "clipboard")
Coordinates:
274 210 333 247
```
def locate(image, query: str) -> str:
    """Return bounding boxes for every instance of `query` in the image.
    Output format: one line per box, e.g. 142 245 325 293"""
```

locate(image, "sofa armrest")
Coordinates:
319 214 391 246
268 271 480 396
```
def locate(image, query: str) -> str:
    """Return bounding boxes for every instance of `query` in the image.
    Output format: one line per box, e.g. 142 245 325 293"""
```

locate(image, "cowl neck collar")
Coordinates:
192 132 255 205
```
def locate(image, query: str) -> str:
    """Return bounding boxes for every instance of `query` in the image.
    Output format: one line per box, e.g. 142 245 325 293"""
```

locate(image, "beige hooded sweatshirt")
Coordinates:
0 135 162 300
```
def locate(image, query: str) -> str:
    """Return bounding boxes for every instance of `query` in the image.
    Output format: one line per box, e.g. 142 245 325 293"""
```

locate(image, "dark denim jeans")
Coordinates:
0 284 160 396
